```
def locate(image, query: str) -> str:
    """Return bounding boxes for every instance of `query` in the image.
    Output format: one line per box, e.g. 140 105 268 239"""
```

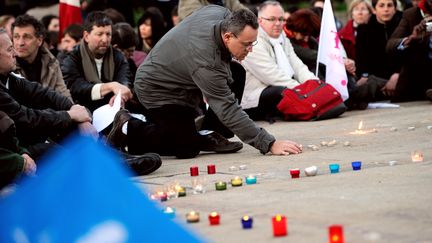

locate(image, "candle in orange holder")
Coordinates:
272 214 287 237
411 151 424 162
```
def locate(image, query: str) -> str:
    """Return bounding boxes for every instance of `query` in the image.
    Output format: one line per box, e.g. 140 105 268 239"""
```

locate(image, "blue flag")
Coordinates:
0 135 202 243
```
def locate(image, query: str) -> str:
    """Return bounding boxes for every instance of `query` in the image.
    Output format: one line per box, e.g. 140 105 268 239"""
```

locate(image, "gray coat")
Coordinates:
134 5 275 154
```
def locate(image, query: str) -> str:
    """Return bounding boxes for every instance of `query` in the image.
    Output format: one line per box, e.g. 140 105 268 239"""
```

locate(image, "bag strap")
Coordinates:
291 80 326 100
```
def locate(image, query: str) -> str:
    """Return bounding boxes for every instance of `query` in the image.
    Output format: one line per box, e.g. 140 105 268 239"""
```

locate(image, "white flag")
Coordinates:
316 0 349 101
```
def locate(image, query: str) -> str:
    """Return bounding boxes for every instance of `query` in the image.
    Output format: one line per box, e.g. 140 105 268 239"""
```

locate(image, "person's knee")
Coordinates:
175 148 200 159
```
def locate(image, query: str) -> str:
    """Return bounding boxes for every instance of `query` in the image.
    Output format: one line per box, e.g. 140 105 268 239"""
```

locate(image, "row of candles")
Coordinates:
163 208 344 242
152 152 425 202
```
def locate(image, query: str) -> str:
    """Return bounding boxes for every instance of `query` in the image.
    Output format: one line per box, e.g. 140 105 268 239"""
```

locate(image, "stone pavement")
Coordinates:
135 101 432 243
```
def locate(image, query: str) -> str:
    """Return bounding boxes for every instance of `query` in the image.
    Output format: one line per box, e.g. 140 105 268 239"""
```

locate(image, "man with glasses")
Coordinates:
241 1 317 121
107 6 303 159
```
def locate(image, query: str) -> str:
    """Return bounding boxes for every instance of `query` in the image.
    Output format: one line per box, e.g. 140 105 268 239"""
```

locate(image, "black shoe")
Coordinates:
107 109 132 150
200 131 243 153
123 152 162 176
426 89 432 102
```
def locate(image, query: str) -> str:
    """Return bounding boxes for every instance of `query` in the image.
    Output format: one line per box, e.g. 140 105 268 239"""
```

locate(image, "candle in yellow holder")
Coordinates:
231 176 243 187
186 211 200 223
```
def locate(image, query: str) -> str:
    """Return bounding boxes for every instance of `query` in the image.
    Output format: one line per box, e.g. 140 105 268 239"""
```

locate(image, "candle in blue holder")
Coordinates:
329 164 340 173
163 207 176 219
351 161 362 170
245 175 257 185
241 215 253 229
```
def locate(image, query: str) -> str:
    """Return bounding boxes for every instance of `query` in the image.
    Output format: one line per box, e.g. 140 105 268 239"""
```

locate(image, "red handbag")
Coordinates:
276 79 346 121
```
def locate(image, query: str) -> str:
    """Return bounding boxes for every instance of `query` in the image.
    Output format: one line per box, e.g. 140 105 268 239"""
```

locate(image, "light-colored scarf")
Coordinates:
268 33 294 79
79 39 115 83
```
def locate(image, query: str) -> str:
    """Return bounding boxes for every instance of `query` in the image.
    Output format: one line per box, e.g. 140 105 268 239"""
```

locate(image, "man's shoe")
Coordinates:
107 109 132 150
200 131 243 153
426 89 432 102
123 152 162 176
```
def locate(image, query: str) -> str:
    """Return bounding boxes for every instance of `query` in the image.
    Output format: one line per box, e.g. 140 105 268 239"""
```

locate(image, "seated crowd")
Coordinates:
0 0 431 189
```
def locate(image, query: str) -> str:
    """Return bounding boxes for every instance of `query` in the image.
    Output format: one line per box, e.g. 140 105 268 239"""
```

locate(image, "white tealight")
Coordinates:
427 125 432 130
304 166 318 176
407 126 415 131
229 166 238 172
343 141 351 146
320 141 328 146
239 165 248 170
327 140 337 146
388 160 397 166
390 127 398 132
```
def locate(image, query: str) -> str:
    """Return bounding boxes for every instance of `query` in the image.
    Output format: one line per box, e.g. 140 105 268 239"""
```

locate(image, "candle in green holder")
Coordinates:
215 181 227 190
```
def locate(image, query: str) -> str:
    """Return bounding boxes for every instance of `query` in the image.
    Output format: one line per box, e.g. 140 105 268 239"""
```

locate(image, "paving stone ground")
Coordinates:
135 101 432 243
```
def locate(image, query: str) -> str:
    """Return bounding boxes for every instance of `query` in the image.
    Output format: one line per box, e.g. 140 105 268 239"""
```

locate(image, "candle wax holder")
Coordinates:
177 187 186 197
329 164 340 174
192 178 206 194
215 181 227 190
208 212 220 225
207 164 216 174
186 211 200 223
231 177 243 186
163 207 176 219
411 151 424 162
290 169 300 178
241 216 253 229
329 225 344 243
304 166 318 176
190 166 199 176
351 161 362 170
272 215 287 237
245 175 257 185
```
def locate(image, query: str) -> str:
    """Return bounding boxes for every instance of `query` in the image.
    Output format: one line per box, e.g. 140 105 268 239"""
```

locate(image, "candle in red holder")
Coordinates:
207 164 216 174
328 225 344 243
208 212 220 225
190 166 199 176
290 169 300 179
272 214 287 237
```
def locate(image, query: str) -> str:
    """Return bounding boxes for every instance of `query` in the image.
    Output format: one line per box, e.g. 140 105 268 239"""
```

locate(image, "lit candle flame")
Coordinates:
210 212 218 217
243 216 249 221
275 215 282 221
358 120 363 130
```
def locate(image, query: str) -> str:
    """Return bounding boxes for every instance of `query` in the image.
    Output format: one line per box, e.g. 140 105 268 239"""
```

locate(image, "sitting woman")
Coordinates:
339 0 373 61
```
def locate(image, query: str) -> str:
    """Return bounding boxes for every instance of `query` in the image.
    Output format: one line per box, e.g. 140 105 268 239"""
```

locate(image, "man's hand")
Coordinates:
270 140 303 155
22 153 36 175
404 16 432 47
381 73 399 97
78 121 98 139
107 82 133 106
67 104 92 123
344 58 356 76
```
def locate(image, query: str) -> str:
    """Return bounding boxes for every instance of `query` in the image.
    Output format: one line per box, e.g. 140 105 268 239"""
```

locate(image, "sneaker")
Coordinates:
426 89 432 102
107 109 132 150
200 131 243 153
122 152 162 176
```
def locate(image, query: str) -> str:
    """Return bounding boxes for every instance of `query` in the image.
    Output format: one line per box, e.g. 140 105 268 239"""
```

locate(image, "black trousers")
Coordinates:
244 85 285 121
127 61 246 159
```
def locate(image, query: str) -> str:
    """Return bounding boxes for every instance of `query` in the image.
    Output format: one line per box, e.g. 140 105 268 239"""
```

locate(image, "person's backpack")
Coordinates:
276 79 347 121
